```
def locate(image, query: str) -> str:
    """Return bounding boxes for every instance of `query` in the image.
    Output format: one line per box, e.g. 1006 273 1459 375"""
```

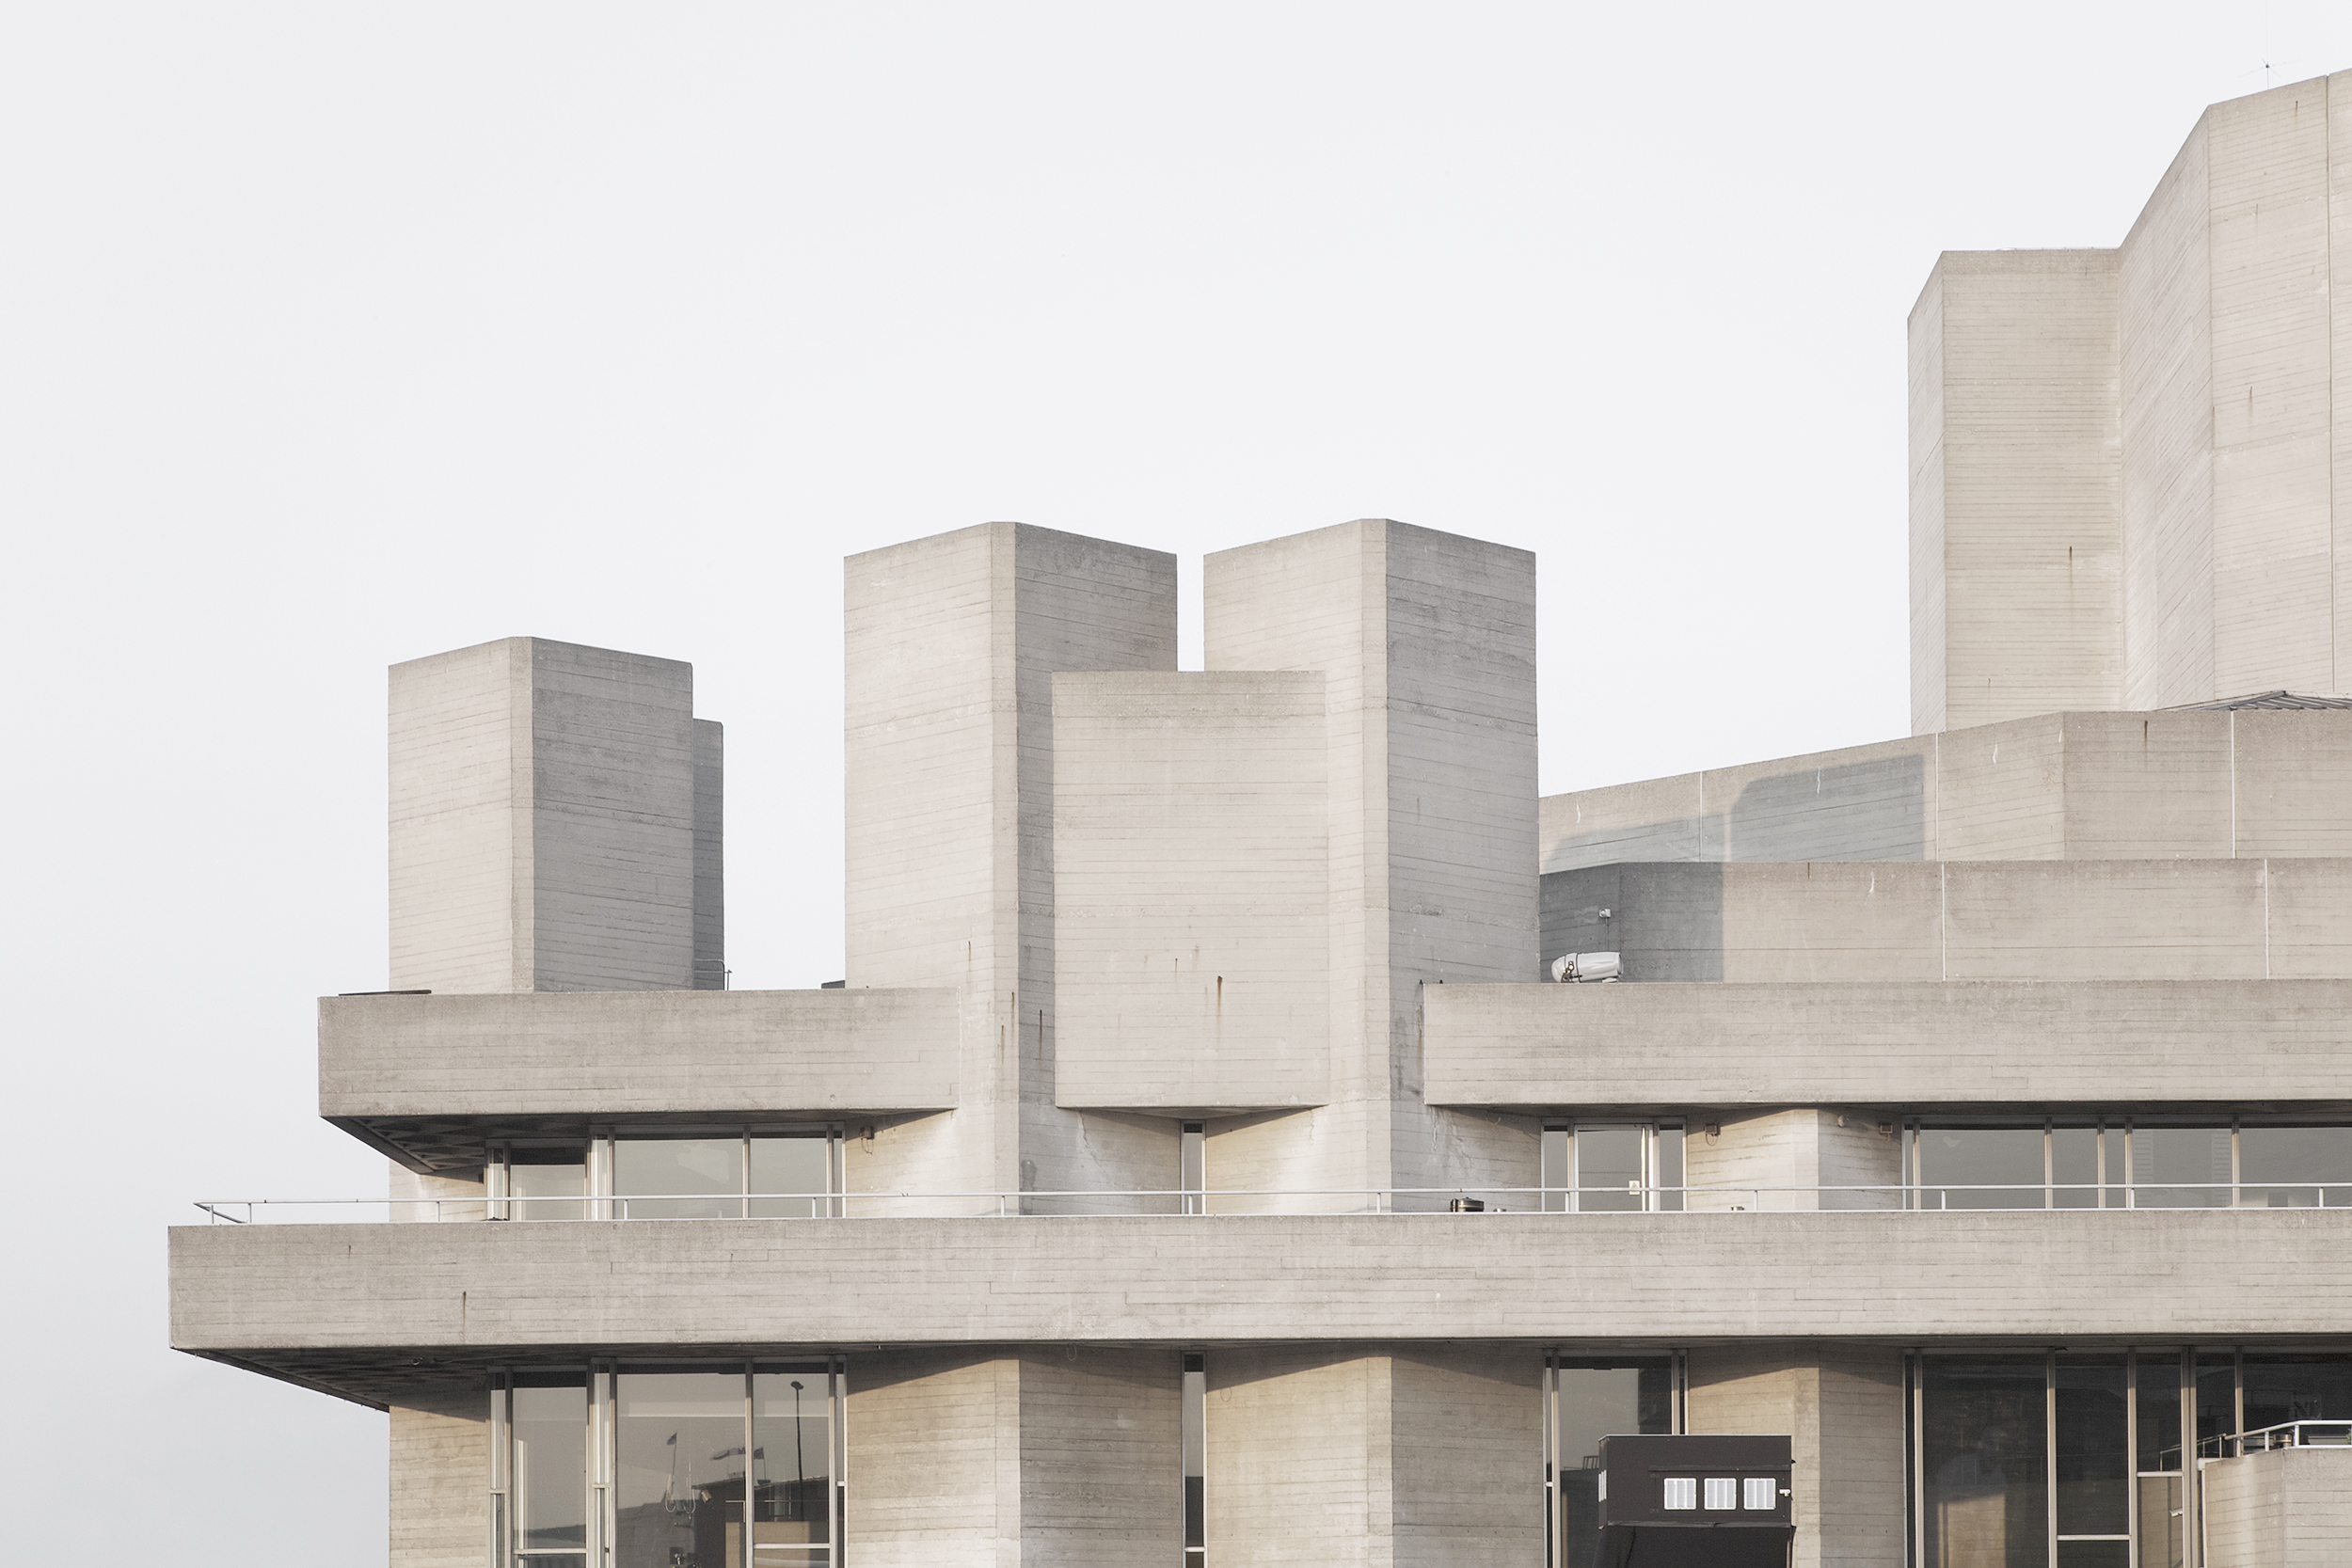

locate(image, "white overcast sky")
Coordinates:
7 4 2349 1560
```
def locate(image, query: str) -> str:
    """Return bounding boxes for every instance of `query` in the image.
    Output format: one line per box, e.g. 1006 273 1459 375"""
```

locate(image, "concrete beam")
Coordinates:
1422 977 2352 1112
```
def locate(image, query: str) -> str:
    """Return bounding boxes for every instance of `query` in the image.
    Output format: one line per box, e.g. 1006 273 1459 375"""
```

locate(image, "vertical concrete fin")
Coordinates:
691 718 725 990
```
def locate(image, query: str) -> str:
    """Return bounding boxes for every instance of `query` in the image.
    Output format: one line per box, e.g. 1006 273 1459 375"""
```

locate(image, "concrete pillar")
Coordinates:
389 637 713 994
1685 1343 1906 1568
389 1384 487 1568
1684 1111 1900 1212
1203 520 1538 1207
844 524 1179 1208
692 717 724 990
847 1347 1181 1568
1206 1344 1541 1568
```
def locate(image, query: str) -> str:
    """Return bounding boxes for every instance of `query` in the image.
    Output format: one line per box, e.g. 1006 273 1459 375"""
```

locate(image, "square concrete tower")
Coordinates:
389 636 719 993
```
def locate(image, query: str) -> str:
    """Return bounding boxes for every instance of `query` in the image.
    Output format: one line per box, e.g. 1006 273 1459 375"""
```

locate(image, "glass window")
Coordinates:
1703 1477 1737 1510
513 1375 588 1559
2238 1128 2352 1209
508 1148 586 1224
1574 1127 1645 1212
2136 1473 2183 1568
2195 1351 2236 1458
1555 1359 1672 1568
752 1369 833 1560
2136 1352 2183 1473
2241 1353 2352 1437
1661 1478 1696 1510
748 1137 828 1220
1654 1125 1684 1212
1541 1128 1570 1212
616 1138 745 1220
2130 1128 2230 1209
1919 1128 2043 1210
1183 1354 1205 1563
614 1370 749 1568
2057 1544 2130 1568
1921 1354 2047 1568
2053 1356 2126 1537
1741 1477 1776 1510
2050 1127 2100 1210
1180 1125 1205 1217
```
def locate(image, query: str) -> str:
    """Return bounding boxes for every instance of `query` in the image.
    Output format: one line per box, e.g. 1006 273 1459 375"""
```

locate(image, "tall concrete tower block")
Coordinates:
843 523 1178 1198
1911 71 2352 733
389 637 721 994
1203 519 1539 1198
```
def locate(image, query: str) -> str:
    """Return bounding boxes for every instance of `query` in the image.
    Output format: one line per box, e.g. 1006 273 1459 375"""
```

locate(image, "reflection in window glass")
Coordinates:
2239 1128 2352 1209
1556 1360 1672 1568
617 1139 744 1220
2057 1542 2130 1568
1920 1129 2043 1210
753 1369 833 1560
2241 1354 2352 1435
2136 1474 2184 1568
615 1371 747 1568
1574 1128 1645 1212
749 1138 828 1220
2196 1352 2236 1456
2054 1357 2126 1537
1921 1354 2046 1568
513 1377 588 1557
2130 1128 2230 1209
2136 1353 2183 1473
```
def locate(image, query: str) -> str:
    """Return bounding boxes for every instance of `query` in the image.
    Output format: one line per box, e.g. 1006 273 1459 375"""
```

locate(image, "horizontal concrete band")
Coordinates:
319 988 961 1118
1422 977 2352 1110
171 1210 2352 1353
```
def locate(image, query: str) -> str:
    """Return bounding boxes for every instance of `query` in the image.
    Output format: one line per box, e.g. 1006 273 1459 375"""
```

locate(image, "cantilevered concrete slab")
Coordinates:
1421 977 2352 1113
322 989 959 1171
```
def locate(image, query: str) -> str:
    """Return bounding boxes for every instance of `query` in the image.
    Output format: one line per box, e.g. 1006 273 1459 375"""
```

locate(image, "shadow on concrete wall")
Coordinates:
1546 756 1928 873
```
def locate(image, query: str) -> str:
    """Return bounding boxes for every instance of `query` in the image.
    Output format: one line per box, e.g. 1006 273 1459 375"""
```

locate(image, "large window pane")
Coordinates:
2195 1351 2236 1457
2054 1357 2127 1536
752 1369 832 1563
2238 1127 2352 1209
1921 1354 2047 1568
2136 1474 2184 1568
514 1377 588 1558
2136 1352 2183 1472
1556 1360 1672 1568
615 1370 747 1568
748 1138 828 1220
1920 1129 2042 1210
1574 1128 1645 1212
2050 1128 2100 1210
2241 1354 2352 1438
617 1138 743 1220
1541 1129 1569 1212
2057 1543 2129 1568
1654 1126 1684 1212
510 1149 586 1224
2130 1128 2230 1209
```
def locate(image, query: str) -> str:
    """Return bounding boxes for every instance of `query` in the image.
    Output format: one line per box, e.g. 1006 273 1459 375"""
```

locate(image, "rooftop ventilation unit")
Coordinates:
1550 951 1623 984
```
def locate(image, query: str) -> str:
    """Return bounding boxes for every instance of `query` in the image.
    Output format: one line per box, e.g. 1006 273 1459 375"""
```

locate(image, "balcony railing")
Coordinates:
189 1180 2352 1223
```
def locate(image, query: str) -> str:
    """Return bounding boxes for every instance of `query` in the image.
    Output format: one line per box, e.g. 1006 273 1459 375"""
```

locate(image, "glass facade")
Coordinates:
494 1362 842 1568
489 1131 839 1221
1183 1353 1205 1564
1907 1120 2352 1210
1547 1354 1678 1568
1541 1125 1684 1212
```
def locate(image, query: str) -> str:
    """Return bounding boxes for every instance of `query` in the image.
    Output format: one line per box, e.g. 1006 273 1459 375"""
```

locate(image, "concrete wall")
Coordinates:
389 1384 485 1568
844 523 1179 1209
1541 858 2352 984
321 988 959 1129
1910 250 2122 736
169 1209 2352 1359
1204 519 1538 1202
1206 1345 1540 1568
1422 976 2352 1113
1053 672 1330 1113
2201 1445 2352 1567
389 638 704 994
1681 1112 1901 1212
691 718 724 990
844 1347 1180 1568
1684 1344 1905 1568
1540 709 2352 871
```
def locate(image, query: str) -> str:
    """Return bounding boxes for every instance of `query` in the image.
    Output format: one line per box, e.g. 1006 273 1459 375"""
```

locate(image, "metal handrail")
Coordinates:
2218 1420 2352 1456
191 1180 2352 1223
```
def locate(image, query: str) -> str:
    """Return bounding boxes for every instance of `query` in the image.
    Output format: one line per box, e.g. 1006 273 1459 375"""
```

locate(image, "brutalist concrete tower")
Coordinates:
174 72 2352 1568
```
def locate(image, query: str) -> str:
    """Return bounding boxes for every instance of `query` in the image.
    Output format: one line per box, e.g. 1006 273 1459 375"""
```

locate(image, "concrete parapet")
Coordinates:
1422 977 2352 1113
2201 1445 2352 1567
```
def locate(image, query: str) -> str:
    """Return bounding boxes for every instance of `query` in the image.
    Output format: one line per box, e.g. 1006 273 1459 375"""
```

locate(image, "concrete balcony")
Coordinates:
322 989 960 1170
172 1208 2352 1403
1421 977 2352 1113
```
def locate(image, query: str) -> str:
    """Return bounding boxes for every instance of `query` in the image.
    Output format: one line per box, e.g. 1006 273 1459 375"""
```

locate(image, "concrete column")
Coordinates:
1685 1343 1906 1568
1908 249 2122 736
389 1384 487 1568
1206 1344 1541 1568
1684 1111 1900 1211
1203 520 1538 1207
389 637 710 994
692 717 725 990
389 1164 485 1222
844 524 1179 1208
847 1347 1181 1568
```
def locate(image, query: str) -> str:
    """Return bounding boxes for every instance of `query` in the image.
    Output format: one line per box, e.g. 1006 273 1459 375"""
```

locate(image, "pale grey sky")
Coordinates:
7 4 2348 1560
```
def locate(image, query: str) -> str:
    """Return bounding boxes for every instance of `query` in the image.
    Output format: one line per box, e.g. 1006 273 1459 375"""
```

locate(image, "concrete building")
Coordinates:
172 74 2352 1568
